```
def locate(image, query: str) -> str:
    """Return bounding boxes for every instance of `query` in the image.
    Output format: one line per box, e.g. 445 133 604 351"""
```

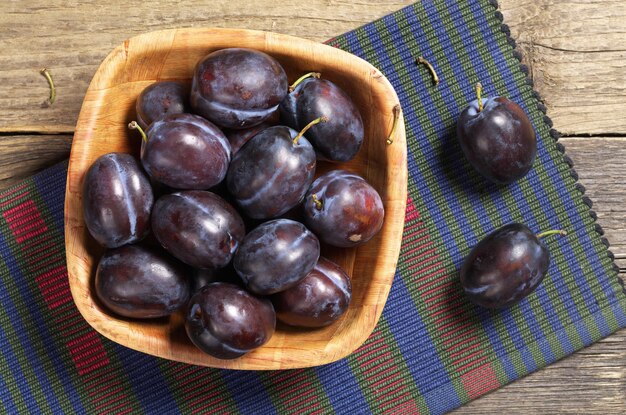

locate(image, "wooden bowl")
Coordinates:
65 27 407 370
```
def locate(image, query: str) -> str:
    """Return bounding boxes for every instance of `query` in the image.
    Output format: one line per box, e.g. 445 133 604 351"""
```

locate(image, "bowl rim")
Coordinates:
65 26 407 370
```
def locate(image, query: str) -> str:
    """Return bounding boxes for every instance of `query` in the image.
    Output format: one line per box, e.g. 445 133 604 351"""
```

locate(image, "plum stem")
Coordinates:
311 194 323 211
475 82 483 112
128 121 148 142
536 229 567 239
416 57 439 86
293 116 328 145
40 68 56 106
289 72 321 92
386 104 401 145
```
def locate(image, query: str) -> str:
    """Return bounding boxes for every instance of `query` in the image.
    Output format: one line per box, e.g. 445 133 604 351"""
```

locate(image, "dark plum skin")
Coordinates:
190 265 242 295
223 105 280 154
457 96 536 184
83 153 153 248
185 282 275 359
190 268 223 295
224 120 273 156
278 77 316 130
286 78 364 162
95 244 190 318
135 81 189 130
223 108 279 155
190 48 288 129
151 191 245 269
226 125 316 219
272 257 352 327
234 219 320 295
460 223 550 309
142 113 231 190
303 170 384 248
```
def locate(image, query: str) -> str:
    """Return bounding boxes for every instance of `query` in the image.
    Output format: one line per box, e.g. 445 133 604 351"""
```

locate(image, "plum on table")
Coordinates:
460 223 566 309
457 83 536 185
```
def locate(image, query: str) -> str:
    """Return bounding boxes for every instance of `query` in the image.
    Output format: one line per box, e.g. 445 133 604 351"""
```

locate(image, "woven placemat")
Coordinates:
1 0 625 413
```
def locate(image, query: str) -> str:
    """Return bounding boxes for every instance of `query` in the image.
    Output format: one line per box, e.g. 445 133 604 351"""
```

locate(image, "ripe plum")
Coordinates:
185 282 275 359
460 223 565 309
234 219 320 295
151 191 245 269
83 153 153 248
139 113 230 190
136 81 189 129
272 257 351 327
226 123 317 219
303 170 384 248
95 244 189 318
457 84 536 184
191 48 288 129
280 77 363 161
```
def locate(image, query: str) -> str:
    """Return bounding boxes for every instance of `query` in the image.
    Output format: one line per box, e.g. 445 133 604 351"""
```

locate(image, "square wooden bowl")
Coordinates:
65 27 407 370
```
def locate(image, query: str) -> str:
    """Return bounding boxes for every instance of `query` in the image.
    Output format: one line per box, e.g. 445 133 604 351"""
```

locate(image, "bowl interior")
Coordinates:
65 27 407 370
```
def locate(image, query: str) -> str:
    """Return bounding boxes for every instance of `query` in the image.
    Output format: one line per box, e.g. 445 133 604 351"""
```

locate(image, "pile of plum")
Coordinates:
83 48 385 359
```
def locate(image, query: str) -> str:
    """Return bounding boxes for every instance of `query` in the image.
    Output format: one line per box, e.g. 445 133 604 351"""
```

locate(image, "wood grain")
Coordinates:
0 0 624 411
500 0 626 135
64 27 407 370
0 0 413 133
3 1 626 136
559 137 626 271
0 134 72 188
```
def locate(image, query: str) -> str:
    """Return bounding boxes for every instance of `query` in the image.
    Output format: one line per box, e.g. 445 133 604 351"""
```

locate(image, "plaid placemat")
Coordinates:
1 0 625 413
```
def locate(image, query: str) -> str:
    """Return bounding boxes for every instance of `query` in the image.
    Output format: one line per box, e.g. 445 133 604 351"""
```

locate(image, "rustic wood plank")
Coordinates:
3 1 626 136
0 0 413 133
559 137 626 270
499 0 626 135
0 134 72 189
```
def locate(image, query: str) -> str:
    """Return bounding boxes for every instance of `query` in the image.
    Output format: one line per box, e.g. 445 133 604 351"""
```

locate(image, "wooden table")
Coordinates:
2 1 624 413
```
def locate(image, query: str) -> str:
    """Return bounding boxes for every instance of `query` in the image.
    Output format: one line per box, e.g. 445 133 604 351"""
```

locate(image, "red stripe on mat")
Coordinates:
401 196 494 381
460 363 500 399
66 331 110 375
